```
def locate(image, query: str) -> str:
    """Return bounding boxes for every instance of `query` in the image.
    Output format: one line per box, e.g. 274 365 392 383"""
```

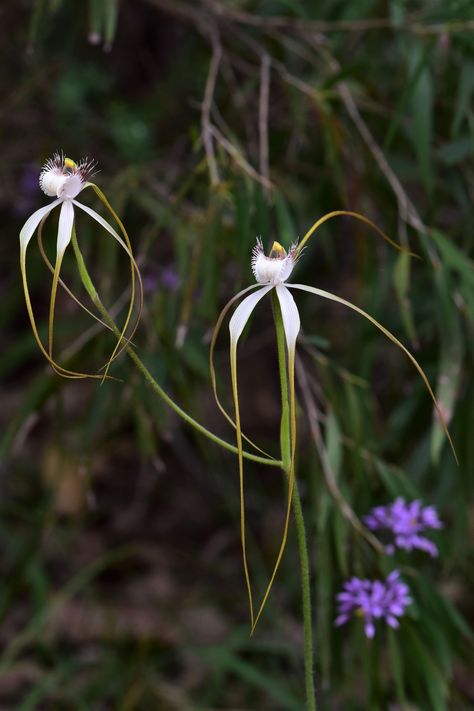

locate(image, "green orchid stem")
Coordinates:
70 228 280 468
272 290 317 711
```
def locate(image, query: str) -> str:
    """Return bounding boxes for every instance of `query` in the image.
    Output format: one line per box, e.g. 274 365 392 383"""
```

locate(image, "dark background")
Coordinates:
0 1 473 708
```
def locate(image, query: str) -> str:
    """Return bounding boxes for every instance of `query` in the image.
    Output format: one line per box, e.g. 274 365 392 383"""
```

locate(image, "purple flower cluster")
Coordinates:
335 571 412 639
364 498 443 557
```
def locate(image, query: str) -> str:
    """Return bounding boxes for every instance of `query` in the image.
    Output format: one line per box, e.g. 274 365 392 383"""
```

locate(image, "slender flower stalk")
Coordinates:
211 212 456 633
273 291 316 710
19 153 142 380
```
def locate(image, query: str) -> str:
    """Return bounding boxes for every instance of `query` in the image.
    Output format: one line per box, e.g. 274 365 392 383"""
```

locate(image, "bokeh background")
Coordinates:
1 1 473 708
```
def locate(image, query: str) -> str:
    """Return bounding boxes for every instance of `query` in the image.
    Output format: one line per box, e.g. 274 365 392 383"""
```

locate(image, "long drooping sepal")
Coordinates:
73 196 143 378
80 184 143 375
252 285 301 632
19 201 104 379
296 210 419 258
20 201 62 256
289 284 458 463
229 284 273 628
48 201 75 359
210 283 276 460
37 222 113 334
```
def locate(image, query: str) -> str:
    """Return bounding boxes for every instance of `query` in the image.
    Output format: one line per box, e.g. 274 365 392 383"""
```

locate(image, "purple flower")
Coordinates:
335 571 411 638
160 266 181 292
364 498 443 557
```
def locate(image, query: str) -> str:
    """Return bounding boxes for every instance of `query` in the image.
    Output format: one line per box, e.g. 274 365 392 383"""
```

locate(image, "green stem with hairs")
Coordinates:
71 227 281 468
272 290 316 710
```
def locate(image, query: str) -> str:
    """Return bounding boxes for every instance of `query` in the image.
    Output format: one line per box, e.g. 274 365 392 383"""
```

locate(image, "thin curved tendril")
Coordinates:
20 238 107 381
252 346 296 633
211 284 276 459
296 210 420 258
87 184 143 381
37 220 114 334
48 249 65 361
289 284 458 464
230 343 255 629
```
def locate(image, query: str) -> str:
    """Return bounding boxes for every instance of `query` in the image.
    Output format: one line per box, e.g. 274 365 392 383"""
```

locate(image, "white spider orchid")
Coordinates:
211 213 456 631
19 153 141 379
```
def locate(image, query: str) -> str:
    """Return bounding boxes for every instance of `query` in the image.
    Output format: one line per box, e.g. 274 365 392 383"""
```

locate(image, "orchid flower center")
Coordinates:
251 239 298 285
39 153 96 200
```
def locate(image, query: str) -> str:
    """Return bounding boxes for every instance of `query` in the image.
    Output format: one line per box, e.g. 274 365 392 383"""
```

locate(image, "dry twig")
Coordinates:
201 26 222 187
296 356 385 553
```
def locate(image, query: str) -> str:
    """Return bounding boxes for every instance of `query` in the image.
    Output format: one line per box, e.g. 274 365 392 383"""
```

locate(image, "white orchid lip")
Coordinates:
39 153 97 200
251 238 298 285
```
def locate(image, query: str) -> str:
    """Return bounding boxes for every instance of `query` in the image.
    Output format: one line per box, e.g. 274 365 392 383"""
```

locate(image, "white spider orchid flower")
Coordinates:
19 153 141 379
212 228 456 632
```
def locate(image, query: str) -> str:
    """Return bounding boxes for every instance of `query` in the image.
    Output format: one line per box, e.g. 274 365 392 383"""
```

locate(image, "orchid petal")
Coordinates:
56 200 75 258
49 202 75 357
288 283 457 463
229 285 273 347
73 197 143 377
37 225 113 334
229 284 273 628
19 200 102 379
275 284 300 355
20 224 105 380
19 199 61 259
210 283 276 459
72 200 132 258
20 209 115 379
252 286 300 631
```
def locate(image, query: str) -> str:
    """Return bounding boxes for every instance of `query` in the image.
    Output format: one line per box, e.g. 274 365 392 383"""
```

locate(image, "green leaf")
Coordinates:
388 629 406 705
431 270 463 464
437 136 474 166
451 60 474 136
428 230 474 289
325 409 342 478
375 461 419 499
200 648 302 709
404 625 448 711
104 0 119 49
410 44 434 194
393 251 417 343
88 0 103 42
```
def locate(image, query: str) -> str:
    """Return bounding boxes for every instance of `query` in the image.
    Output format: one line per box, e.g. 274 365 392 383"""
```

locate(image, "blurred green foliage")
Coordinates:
0 0 473 707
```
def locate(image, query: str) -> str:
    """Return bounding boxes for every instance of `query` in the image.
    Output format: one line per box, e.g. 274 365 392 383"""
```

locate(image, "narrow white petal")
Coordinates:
56 201 75 258
72 200 131 256
275 284 300 355
288 282 457 462
19 200 62 257
229 285 273 346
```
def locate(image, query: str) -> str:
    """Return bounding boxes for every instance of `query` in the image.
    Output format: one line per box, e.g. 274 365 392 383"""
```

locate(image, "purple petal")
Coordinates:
364 621 375 638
